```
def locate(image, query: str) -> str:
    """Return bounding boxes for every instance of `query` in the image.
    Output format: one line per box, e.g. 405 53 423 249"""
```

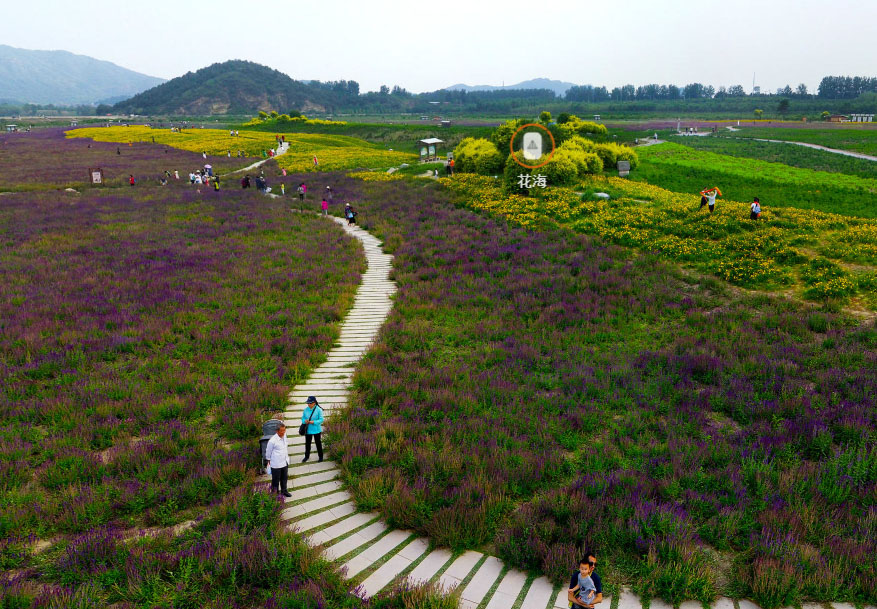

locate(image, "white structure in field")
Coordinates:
848 113 874 122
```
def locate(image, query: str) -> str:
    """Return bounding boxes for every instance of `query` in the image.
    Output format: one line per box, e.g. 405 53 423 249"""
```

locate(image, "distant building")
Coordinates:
828 114 849 123
752 86 761 94
849 113 874 123
5 124 17 132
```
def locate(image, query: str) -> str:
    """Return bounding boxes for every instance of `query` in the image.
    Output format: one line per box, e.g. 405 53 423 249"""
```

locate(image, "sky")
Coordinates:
4 0 877 94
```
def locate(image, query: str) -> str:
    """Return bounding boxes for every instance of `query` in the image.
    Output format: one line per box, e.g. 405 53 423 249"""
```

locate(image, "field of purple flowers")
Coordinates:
0 128 247 191
0 178 370 605
326 176 875 608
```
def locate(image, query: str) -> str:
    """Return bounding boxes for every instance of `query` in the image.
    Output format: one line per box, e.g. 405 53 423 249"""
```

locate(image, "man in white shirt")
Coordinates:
265 424 291 497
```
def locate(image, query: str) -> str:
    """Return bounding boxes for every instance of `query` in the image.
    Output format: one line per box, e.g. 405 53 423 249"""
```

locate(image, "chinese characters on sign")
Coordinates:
517 174 547 189
89 168 104 185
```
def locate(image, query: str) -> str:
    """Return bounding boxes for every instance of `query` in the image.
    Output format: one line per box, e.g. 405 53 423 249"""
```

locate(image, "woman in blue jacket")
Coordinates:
301 396 324 462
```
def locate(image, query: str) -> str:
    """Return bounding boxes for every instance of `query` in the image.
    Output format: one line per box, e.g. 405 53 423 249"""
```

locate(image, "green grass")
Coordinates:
732 126 877 156
635 142 877 218
672 135 877 178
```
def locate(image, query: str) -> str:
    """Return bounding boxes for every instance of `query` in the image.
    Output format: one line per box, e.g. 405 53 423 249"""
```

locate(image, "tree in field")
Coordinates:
270 110 279 118
778 99 791 116
821 111 831 120
754 109 763 119
557 112 572 124
539 111 552 124
728 84 746 97
796 83 809 97
258 111 268 120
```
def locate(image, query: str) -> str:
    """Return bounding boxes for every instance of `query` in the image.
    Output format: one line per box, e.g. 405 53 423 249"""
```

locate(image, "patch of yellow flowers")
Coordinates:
436 172 876 306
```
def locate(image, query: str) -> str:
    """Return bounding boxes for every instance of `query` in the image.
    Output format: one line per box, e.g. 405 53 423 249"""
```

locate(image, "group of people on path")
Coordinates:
699 187 762 220
263 396 324 497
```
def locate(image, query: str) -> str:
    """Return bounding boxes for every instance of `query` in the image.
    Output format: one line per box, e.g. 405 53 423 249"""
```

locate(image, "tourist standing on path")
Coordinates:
321 197 329 216
568 552 603 609
345 203 357 225
297 183 305 202
128 175 136 186
301 396 324 463
265 424 292 497
750 197 761 220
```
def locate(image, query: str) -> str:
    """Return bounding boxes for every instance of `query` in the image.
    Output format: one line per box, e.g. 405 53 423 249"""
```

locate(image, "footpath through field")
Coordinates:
732 136 877 162
259 214 867 609
226 141 290 175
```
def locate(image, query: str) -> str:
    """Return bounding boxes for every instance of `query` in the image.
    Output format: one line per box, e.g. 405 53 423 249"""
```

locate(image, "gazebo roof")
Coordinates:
418 138 444 145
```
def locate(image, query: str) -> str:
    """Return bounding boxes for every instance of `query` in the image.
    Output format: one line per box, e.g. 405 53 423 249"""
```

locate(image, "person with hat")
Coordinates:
301 396 324 462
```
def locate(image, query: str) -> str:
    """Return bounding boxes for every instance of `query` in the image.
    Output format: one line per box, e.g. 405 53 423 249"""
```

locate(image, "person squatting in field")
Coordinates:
568 551 603 609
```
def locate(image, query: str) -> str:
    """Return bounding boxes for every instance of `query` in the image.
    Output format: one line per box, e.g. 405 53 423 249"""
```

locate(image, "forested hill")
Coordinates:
0 45 164 105
111 60 350 115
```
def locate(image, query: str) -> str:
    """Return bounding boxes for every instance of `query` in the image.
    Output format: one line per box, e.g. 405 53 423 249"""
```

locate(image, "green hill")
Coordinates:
0 45 164 105
112 60 346 115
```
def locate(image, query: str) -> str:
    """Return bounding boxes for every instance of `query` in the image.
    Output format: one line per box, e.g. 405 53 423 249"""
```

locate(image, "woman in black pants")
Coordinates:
301 396 324 462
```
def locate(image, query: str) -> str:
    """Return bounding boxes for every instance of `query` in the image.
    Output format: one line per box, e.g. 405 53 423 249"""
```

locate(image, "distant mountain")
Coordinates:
444 78 577 96
113 60 344 115
0 45 164 105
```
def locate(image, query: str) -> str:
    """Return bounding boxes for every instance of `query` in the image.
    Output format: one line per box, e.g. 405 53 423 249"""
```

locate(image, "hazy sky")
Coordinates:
5 0 877 94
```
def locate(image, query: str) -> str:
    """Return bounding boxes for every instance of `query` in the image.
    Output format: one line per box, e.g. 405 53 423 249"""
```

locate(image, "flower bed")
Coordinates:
327 175 875 607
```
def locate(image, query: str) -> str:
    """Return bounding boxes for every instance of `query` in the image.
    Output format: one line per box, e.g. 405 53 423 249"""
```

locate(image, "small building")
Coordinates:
5 124 17 132
440 120 451 128
70 120 78 127
418 137 444 162
593 114 601 121
849 113 874 123
828 114 849 123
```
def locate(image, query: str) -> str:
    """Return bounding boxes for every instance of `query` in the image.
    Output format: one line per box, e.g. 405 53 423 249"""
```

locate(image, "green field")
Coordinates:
672 135 877 178
732 126 877 156
635 142 877 218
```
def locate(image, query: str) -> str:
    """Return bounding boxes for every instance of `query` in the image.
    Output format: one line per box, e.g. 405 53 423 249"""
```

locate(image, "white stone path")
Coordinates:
257 215 869 609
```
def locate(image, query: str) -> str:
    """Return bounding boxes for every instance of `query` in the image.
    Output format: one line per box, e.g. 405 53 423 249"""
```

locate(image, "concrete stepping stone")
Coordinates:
438 550 483 592
280 490 351 520
308 511 380 546
712 599 734 609
285 479 343 502
288 460 337 475
290 501 356 533
649 599 672 609
616 588 642 609
554 586 569 609
359 537 430 597
679 602 702 609
485 569 528 609
324 520 388 561
405 548 453 585
342 529 412 578
460 556 504 609
288 468 339 486
521 576 554 609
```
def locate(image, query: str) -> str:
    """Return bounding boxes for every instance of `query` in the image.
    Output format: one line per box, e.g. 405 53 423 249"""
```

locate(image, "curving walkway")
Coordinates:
259 216 868 609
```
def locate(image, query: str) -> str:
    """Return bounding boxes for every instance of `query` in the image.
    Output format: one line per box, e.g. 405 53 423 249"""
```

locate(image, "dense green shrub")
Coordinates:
453 137 504 175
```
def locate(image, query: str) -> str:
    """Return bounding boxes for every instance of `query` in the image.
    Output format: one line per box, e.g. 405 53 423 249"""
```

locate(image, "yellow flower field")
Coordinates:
67 126 418 173
437 173 877 306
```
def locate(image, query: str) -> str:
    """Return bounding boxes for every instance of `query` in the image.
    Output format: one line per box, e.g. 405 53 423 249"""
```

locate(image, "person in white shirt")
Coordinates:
750 197 761 220
265 424 291 497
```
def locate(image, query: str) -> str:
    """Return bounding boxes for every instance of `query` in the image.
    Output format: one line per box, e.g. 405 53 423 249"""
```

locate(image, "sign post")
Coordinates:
617 161 631 178
89 168 104 186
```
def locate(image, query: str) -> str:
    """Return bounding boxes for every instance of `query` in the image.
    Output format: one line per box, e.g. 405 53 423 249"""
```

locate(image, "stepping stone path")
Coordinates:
257 216 867 609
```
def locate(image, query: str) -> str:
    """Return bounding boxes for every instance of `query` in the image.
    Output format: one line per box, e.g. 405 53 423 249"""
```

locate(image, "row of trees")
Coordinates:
816 76 877 99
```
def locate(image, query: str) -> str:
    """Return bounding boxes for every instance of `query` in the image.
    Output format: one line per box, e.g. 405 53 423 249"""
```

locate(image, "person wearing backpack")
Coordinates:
750 197 761 220
300 396 324 462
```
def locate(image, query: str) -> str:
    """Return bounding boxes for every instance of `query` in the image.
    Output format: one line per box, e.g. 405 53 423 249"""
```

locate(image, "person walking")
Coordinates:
325 185 334 201
700 187 720 214
321 197 329 216
297 183 305 203
264 423 292 497
301 396 324 463
128 175 136 186
750 197 761 220
345 203 357 225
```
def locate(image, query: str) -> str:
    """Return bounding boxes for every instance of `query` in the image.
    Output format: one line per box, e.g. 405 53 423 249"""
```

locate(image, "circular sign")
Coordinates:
510 123 557 169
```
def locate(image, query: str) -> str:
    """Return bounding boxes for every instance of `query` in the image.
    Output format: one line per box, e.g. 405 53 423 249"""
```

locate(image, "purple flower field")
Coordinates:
324 176 875 607
0 169 370 605
0 128 248 190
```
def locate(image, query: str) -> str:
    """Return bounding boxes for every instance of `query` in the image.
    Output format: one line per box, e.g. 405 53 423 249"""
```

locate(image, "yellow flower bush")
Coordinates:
347 171 404 182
